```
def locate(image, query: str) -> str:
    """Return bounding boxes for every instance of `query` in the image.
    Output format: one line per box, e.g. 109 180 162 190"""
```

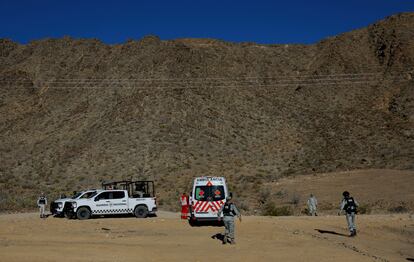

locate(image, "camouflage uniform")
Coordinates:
339 192 359 236
37 194 47 218
217 198 241 244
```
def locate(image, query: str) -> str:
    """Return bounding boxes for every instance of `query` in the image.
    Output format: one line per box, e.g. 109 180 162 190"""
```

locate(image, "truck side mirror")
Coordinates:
94 197 99 202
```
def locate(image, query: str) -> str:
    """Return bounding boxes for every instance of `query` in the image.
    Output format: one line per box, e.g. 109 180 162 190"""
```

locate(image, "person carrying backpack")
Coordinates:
338 191 359 237
217 196 241 244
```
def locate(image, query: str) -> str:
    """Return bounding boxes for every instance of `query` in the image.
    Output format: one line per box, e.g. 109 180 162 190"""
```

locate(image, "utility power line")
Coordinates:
0 69 411 91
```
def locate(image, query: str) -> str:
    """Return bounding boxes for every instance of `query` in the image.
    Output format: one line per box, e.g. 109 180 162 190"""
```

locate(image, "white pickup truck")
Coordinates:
64 189 157 220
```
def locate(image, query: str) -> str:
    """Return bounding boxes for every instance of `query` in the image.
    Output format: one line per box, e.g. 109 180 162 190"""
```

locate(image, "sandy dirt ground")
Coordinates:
0 211 413 262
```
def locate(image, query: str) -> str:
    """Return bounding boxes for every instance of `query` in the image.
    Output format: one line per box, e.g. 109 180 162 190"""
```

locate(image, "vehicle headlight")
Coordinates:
71 202 77 208
58 203 63 208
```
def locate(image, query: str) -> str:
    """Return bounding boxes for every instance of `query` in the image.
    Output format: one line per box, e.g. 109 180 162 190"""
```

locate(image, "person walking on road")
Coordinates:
217 196 241 245
307 194 318 216
37 193 47 218
338 191 359 237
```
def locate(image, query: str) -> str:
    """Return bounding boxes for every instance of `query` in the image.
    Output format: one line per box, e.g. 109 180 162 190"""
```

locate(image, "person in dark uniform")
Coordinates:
339 191 359 237
37 193 47 218
217 196 241 244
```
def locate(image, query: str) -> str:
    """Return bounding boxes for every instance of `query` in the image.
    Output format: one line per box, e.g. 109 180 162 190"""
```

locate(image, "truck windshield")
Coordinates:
88 192 99 198
71 192 82 199
194 186 225 201
71 191 96 199
79 191 96 199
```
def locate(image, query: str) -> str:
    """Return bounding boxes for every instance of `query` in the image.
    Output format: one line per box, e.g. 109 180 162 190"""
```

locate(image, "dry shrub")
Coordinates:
290 193 300 207
262 201 293 216
388 202 408 213
358 204 371 214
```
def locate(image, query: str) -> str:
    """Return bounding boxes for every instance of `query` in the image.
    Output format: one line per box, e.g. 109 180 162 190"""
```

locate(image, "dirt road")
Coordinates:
0 212 413 262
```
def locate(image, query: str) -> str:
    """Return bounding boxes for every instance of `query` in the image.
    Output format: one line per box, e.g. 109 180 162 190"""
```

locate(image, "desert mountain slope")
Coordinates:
0 13 413 211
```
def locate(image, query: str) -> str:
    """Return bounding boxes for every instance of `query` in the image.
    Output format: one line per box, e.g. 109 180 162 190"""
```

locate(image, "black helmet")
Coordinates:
342 191 350 197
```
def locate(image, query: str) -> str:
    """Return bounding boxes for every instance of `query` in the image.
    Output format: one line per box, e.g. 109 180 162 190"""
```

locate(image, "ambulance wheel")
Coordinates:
189 219 198 227
134 206 148 218
76 207 91 220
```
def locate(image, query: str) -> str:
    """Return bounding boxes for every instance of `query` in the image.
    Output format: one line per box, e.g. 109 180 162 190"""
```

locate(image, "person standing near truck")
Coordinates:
37 192 47 218
180 193 189 219
217 196 241 244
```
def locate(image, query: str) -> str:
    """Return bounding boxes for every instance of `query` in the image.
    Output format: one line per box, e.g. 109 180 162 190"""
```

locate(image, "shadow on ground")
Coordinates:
51 213 157 220
315 229 349 237
211 233 225 243
189 220 224 227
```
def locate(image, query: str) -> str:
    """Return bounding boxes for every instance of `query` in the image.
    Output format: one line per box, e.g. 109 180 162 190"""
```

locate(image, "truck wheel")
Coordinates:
76 207 91 220
134 206 148 218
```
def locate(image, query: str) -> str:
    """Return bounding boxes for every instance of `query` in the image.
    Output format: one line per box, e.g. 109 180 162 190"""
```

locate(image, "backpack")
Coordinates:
344 197 357 214
222 202 236 216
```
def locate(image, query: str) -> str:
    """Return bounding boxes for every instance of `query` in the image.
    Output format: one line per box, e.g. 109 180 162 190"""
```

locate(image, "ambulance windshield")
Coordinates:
194 186 225 201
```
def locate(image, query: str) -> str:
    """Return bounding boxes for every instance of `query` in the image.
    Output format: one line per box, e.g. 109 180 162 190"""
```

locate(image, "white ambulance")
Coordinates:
189 176 229 225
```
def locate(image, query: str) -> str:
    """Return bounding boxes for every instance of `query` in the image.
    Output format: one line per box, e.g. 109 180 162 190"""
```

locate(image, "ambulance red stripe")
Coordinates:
196 201 206 212
194 201 201 209
192 201 198 211
211 203 217 212
203 202 211 212
210 201 219 211
200 201 209 212
193 201 199 211
213 201 220 210
209 202 215 211
193 199 225 213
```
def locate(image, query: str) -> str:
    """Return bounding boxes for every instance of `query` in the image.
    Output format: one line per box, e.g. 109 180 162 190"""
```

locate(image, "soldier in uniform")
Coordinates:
339 191 359 237
217 196 241 244
37 193 47 218
307 193 318 216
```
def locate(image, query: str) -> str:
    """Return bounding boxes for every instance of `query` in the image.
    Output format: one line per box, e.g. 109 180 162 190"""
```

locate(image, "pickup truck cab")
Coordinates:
64 189 157 220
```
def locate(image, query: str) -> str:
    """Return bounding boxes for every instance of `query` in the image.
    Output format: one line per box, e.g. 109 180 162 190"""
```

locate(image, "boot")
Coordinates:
222 236 227 245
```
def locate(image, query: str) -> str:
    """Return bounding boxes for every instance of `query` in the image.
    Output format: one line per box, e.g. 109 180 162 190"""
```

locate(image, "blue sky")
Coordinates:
1 0 413 44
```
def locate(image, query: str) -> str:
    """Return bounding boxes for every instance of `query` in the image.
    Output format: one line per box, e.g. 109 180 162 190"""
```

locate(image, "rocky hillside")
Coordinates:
0 13 413 212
